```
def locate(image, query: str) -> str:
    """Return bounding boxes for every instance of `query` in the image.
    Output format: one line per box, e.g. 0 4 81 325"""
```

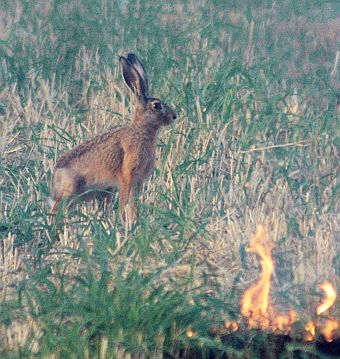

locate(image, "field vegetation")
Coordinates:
0 0 339 357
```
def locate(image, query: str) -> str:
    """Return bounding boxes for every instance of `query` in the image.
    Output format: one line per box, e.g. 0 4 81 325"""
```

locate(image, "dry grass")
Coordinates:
0 0 339 357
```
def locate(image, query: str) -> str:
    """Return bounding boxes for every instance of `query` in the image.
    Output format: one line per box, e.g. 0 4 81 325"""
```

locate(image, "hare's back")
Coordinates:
56 128 125 171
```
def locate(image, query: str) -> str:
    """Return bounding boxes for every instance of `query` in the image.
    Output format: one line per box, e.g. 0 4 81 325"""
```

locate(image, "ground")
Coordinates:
0 1 339 357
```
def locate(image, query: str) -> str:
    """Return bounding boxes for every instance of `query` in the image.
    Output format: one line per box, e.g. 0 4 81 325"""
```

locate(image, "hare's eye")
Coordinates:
152 102 162 110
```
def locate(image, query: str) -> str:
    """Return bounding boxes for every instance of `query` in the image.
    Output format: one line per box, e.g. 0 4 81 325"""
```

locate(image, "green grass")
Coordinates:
0 0 339 357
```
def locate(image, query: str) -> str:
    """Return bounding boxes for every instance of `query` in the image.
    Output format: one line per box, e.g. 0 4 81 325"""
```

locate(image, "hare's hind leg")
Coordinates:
49 168 82 226
51 168 85 209
49 168 84 240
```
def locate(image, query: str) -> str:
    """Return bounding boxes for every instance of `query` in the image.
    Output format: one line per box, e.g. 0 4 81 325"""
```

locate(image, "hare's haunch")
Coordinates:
50 53 177 221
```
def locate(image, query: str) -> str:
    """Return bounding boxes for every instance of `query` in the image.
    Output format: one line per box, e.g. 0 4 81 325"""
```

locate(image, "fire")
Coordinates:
315 282 339 342
317 281 337 315
320 318 339 342
304 321 316 342
302 282 339 342
224 225 340 344
186 328 196 338
224 320 239 332
240 225 274 328
240 225 297 333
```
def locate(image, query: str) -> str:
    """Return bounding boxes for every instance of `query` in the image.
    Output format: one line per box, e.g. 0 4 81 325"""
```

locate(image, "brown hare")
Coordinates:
50 53 177 222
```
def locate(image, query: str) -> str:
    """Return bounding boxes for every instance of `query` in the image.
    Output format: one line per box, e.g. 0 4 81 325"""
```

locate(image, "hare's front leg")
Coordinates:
119 181 138 226
117 161 138 225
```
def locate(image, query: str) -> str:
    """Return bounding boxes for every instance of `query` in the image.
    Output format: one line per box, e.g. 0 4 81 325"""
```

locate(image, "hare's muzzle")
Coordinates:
169 108 177 122
157 101 177 126
166 111 177 125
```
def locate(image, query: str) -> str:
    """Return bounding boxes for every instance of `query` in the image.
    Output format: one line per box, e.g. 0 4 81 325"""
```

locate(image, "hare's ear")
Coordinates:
120 56 147 100
127 53 149 96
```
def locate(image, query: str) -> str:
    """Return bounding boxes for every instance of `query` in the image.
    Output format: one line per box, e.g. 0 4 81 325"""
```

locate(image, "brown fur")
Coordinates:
50 53 177 221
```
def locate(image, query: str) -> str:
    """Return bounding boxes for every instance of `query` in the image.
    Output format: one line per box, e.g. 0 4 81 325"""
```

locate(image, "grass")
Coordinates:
0 0 339 357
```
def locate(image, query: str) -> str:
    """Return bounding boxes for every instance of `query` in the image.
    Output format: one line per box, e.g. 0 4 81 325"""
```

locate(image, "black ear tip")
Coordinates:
127 53 137 62
127 53 142 67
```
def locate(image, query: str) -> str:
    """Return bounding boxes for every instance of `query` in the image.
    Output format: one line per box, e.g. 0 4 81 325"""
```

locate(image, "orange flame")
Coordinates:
186 328 196 338
240 225 297 333
317 281 337 316
315 282 339 342
237 225 338 342
305 321 316 342
320 318 339 342
224 320 239 332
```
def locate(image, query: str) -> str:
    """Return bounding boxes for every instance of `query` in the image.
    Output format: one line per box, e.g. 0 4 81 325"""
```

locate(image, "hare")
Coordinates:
50 53 177 222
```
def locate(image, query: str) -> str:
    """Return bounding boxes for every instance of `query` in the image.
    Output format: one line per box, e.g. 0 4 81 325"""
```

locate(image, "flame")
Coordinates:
274 310 298 333
305 321 316 342
315 282 339 342
224 320 239 332
240 225 297 333
236 225 339 343
320 318 339 342
240 225 274 329
186 328 196 338
317 281 337 315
